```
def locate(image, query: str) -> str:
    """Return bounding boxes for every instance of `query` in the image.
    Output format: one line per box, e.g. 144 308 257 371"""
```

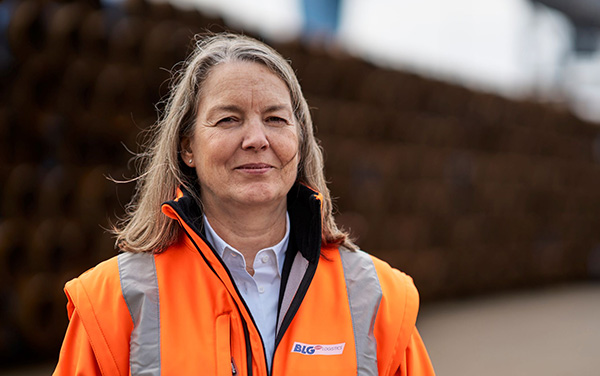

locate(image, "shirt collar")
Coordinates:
202 213 290 275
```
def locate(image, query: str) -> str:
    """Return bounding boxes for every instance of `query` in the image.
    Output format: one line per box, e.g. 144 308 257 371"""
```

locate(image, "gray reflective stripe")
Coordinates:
118 252 161 376
277 252 308 332
339 248 382 376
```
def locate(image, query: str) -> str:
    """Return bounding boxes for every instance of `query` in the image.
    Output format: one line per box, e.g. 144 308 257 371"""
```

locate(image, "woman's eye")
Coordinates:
266 116 287 124
217 117 237 125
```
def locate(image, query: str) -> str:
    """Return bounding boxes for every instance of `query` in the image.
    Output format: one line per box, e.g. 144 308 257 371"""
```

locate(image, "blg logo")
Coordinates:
293 343 316 354
291 342 345 356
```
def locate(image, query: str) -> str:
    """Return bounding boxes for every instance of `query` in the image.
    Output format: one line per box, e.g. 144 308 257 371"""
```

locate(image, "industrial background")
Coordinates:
0 0 599 373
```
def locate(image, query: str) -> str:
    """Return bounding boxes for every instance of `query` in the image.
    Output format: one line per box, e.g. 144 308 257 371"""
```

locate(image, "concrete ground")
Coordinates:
2 282 598 375
417 282 600 376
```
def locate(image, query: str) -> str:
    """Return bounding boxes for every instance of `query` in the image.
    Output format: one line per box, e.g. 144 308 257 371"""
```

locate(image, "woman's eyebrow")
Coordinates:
263 104 292 113
205 104 243 117
204 104 292 118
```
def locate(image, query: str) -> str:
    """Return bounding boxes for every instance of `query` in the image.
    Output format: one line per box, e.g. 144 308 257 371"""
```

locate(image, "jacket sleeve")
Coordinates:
53 305 102 376
396 328 435 376
52 259 133 376
369 255 435 375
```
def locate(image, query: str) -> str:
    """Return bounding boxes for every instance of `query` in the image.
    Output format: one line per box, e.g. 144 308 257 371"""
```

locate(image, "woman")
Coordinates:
54 33 435 375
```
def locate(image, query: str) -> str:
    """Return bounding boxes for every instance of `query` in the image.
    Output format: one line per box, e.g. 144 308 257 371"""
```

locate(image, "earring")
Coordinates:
189 159 193 164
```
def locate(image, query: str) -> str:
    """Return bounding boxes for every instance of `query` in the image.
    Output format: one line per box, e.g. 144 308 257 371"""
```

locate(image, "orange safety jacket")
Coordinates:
53 184 435 375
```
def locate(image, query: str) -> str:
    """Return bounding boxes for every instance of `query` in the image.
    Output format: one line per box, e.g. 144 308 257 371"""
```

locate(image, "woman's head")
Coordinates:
166 33 320 192
115 33 353 252
180 60 300 212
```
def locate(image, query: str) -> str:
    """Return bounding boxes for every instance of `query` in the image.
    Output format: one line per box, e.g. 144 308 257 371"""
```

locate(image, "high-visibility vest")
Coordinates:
54 185 435 375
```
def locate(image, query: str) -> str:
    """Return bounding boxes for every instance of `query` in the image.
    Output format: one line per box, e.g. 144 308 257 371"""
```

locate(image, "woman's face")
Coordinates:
182 61 299 212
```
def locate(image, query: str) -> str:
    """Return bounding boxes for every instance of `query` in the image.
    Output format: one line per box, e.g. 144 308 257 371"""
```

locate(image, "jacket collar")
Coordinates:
161 183 323 264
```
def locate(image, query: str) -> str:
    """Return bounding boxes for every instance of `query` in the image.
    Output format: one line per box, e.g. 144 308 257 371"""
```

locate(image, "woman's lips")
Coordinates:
235 163 274 174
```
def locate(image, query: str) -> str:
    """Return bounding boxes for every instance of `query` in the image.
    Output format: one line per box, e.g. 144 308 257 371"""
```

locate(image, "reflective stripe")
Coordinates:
277 252 308 332
118 252 161 376
339 248 382 376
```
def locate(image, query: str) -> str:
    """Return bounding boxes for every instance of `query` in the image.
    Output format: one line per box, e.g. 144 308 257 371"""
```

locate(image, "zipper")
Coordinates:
273 259 318 351
231 357 238 375
180 222 264 376
270 236 320 375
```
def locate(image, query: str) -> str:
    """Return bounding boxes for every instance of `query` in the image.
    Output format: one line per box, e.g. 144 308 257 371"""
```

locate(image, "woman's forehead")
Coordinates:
198 61 292 112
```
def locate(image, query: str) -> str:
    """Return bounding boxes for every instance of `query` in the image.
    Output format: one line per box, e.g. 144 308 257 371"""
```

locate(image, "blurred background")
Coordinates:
0 0 599 374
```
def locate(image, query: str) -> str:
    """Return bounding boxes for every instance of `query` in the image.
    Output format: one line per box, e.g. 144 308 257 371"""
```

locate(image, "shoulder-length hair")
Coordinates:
114 33 355 253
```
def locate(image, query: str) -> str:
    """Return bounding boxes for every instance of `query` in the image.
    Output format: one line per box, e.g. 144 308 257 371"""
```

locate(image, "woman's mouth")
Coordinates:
235 163 274 174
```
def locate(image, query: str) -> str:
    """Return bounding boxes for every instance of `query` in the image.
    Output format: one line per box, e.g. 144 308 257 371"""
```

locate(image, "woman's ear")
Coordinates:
180 137 194 167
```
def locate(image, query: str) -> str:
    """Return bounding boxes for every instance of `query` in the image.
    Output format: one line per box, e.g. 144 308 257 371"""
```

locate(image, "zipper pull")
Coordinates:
231 357 238 375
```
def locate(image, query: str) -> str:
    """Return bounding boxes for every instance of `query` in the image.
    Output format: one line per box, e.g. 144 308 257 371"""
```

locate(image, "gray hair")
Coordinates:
114 33 354 253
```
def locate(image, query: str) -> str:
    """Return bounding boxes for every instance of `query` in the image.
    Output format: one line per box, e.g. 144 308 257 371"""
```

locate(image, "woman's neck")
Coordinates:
203 200 288 269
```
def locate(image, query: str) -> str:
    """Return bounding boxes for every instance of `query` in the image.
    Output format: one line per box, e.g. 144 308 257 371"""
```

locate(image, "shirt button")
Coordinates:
261 255 269 264
258 286 265 294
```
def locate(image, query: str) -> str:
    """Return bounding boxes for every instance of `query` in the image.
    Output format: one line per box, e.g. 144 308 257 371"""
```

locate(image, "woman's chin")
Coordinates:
232 185 288 208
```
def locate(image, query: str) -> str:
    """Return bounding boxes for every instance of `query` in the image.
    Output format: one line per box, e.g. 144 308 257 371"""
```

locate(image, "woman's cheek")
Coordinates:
279 138 300 169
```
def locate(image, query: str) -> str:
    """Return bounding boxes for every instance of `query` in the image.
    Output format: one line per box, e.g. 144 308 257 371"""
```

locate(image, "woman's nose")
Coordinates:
241 117 269 151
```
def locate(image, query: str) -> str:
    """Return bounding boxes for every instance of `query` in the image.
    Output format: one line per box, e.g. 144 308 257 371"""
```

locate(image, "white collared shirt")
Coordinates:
203 214 289 370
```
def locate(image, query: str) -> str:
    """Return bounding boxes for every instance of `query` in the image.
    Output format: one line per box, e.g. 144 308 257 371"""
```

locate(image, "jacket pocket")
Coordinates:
215 313 233 376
